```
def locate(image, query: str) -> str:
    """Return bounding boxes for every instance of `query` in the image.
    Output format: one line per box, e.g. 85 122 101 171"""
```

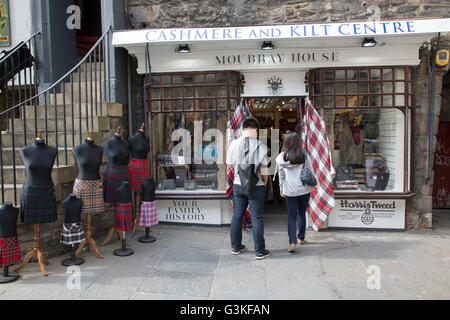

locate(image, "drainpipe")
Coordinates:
425 32 441 184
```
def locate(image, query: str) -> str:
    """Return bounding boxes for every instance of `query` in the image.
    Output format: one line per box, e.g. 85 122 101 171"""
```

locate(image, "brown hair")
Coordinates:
282 131 305 165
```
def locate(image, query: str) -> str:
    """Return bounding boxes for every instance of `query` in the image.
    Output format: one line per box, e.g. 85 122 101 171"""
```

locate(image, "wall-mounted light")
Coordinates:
175 44 191 53
362 37 377 48
261 41 275 50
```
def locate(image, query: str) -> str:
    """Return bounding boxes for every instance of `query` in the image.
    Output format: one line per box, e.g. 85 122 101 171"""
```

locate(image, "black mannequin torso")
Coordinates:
142 178 157 202
20 140 57 188
102 135 130 167
129 131 150 160
0 203 19 238
117 182 132 204
62 195 83 224
73 139 103 181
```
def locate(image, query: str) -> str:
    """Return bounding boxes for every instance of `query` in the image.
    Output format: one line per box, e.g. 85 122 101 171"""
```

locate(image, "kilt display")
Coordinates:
139 201 158 227
73 179 105 214
128 159 150 191
60 223 85 246
114 202 133 232
0 236 21 267
20 185 57 224
103 166 128 204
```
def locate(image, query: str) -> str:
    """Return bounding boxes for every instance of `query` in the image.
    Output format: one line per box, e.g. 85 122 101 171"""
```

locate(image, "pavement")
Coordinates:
0 210 449 300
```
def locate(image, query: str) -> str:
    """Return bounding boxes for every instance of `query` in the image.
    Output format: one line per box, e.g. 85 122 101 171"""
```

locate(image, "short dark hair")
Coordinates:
242 117 260 130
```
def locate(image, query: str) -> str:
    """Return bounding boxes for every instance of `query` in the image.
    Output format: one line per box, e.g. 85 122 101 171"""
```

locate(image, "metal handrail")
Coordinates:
0 26 112 116
0 26 113 205
0 32 41 63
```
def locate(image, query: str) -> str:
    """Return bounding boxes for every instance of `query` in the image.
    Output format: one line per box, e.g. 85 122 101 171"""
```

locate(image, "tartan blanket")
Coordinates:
0 236 21 266
300 101 336 231
226 100 252 226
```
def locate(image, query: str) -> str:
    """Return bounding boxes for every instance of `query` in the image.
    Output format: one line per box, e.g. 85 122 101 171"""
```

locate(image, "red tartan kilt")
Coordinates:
114 203 133 232
0 236 21 267
128 159 150 191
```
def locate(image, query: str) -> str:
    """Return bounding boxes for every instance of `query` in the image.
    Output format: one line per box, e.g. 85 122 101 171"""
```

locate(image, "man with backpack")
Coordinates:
226 117 271 260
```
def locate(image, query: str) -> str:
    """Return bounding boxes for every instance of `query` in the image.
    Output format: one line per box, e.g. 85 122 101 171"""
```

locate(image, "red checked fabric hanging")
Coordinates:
300 99 336 231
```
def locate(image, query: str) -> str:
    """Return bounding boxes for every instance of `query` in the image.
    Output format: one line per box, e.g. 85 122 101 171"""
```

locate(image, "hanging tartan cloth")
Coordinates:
300 100 336 231
226 99 252 227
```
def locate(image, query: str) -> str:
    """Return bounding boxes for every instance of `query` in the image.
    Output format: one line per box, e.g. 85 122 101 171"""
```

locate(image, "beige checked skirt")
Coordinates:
73 179 105 215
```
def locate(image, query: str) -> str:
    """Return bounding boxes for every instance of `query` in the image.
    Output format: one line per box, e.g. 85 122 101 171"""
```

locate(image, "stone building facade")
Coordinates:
125 0 450 229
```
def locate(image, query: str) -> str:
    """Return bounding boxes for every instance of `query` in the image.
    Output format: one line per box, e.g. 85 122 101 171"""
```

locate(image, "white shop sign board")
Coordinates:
328 199 405 230
158 199 222 225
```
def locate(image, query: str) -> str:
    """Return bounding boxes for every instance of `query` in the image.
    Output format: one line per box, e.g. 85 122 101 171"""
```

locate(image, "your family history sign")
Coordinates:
158 199 222 225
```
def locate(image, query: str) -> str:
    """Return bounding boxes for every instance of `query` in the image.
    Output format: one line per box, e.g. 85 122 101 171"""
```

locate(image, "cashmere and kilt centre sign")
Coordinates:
157 199 222 225
328 199 405 230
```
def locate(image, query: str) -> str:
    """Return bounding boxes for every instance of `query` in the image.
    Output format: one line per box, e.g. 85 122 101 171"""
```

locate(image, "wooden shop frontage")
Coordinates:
112 18 450 230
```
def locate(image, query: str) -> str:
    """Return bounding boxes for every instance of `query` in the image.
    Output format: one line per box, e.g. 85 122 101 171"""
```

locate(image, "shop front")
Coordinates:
113 18 450 230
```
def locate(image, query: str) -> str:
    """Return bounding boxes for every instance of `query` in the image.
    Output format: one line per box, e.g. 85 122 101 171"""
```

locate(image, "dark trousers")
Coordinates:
231 185 266 255
285 193 310 245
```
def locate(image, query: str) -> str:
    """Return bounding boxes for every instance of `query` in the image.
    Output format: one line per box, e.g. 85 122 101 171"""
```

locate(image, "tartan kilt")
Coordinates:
128 159 150 191
73 179 105 214
0 236 21 266
60 223 85 246
114 202 133 232
20 185 57 224
139 201 158 227
103 166 128 204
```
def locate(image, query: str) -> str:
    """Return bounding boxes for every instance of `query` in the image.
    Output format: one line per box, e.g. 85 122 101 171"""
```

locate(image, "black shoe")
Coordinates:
232 245 247 255
255 249 271 260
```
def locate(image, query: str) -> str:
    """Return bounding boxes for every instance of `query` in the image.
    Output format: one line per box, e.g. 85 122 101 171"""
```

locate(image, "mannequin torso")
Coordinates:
129 131 150 160
117 182 132 204
142 178 157 202
73 140 103 181
62 195 83 224
0 203 19 238
20 140 57 188
103 135 130 167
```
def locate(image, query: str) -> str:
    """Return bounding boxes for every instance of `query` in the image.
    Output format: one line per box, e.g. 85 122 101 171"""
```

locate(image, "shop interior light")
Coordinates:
176 44 191 53
261 41 275 50
362 38 377 48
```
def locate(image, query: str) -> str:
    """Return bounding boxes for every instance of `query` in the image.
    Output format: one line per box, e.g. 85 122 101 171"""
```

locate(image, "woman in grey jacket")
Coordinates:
276 132 315 253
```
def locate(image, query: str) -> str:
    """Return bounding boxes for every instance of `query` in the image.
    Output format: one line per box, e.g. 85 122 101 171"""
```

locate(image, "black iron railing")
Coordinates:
0 26 113 205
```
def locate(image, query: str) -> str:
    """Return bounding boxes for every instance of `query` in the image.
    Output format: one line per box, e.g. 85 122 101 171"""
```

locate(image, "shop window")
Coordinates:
147 71 240 193
310 66 413 193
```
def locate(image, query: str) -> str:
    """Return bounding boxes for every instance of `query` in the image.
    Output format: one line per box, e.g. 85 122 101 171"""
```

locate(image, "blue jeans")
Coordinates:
285 193 310 245
231 185 266 255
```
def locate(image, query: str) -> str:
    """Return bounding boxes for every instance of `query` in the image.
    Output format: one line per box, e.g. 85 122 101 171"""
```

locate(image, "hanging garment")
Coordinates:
73 179 105 214
139 201 158 227
103 166 129 204
114 202 133 232
0 236 21 267
128 159 150 191
20 185 57 224
301 101 336 231
60 223 85 246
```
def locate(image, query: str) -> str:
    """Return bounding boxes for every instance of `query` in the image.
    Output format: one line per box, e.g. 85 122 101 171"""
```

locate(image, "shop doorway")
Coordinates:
433 71 450 209
76 0 102 58
250 97 305 215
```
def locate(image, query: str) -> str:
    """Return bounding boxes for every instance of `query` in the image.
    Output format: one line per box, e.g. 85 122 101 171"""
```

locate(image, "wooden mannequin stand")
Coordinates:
76 212 104 259
131 191 141 237
0 266 20 284
14 224 49 277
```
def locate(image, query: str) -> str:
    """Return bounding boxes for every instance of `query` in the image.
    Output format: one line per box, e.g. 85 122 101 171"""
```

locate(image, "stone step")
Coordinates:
9 116 110 133
23 102 123 119
50 91 102 104
0 165 79 186
1 147 77 166
0 182 75 204
1 131 103 148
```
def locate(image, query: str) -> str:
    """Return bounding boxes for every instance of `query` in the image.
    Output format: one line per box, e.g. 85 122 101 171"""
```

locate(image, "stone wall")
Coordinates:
127 0 450 29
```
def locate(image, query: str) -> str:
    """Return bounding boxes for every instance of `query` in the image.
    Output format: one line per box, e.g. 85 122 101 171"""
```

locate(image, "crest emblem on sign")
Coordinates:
361 208 375 225
267 76 283 95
